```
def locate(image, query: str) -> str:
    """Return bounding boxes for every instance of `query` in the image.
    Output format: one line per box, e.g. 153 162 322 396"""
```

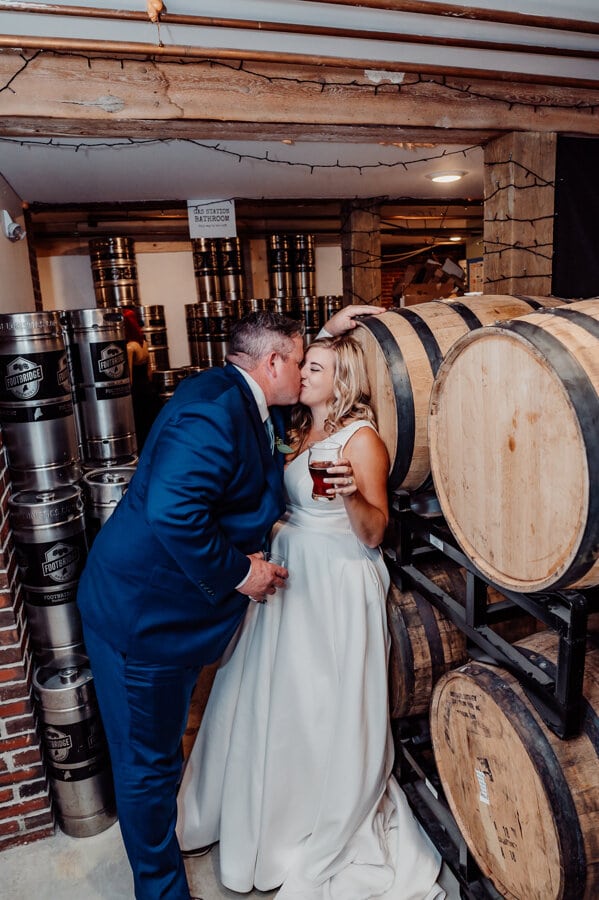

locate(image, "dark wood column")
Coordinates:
340 199 382 305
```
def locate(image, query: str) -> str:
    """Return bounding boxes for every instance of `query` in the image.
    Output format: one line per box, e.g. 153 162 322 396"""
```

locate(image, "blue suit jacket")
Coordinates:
77 364 287 665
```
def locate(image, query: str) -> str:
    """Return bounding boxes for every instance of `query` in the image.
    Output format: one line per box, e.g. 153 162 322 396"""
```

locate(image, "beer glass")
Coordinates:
308 440 341 501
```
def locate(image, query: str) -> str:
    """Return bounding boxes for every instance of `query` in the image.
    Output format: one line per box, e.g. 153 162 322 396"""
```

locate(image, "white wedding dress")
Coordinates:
177 421 445 900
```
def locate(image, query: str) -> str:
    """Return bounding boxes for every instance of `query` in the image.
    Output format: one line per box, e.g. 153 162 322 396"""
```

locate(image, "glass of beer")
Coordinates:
308 440 341 501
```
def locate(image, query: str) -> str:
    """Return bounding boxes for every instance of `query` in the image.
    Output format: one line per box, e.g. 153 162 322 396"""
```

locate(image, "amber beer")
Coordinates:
308 440 340 501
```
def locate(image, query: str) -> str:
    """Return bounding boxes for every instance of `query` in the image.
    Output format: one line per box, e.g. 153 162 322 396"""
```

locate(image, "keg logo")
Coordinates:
4 356 43 399
44 726 72 763
98 344 126 380
57 353 71 393
42 542 80 583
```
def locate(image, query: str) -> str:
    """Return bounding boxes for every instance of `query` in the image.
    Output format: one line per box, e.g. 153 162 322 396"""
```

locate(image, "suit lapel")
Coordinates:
224 365 285 494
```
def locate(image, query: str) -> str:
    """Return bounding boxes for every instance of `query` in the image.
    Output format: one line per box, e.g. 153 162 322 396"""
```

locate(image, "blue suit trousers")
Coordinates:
83 624 201 899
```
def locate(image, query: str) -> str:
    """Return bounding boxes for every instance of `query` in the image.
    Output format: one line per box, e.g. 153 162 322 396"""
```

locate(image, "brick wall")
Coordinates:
381 263 407 307
0 434 54 849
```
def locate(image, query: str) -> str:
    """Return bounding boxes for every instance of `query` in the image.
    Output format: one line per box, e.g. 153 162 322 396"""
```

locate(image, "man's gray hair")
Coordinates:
227 311 305 369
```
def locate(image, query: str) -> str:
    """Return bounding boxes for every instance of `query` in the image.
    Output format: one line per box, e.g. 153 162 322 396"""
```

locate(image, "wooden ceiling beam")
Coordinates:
0 53 597 138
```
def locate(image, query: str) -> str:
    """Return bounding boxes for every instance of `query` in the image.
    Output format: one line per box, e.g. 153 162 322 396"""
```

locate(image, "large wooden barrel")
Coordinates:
429 297 599 592
387 558 539 718
354 295 564 491
430 623 599 900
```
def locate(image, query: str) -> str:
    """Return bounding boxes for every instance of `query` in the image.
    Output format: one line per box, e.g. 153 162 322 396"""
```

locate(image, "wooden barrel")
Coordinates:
387 558 539 718
387 560 468 718
429 297 599 592
430 623 599 900
354 295 564 491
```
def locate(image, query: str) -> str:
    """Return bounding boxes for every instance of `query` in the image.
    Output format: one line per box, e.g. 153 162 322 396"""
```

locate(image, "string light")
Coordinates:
0 134 480 176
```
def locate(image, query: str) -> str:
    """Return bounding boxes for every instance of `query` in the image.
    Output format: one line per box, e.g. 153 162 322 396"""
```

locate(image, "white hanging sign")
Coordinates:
187 198 237 238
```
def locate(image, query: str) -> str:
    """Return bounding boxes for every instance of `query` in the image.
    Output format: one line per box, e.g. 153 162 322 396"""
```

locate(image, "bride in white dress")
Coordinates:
177 335 445 900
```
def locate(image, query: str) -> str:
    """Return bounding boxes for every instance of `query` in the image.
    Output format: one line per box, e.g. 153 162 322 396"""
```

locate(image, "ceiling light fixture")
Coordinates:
449 236 462 242
426 171 466 184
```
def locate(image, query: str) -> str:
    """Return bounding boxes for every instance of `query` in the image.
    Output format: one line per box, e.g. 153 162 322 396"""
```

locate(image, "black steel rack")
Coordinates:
387 489 599 740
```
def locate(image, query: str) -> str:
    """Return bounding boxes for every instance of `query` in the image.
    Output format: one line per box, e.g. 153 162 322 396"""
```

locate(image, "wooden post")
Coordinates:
483 132 557 295
340 199 382 305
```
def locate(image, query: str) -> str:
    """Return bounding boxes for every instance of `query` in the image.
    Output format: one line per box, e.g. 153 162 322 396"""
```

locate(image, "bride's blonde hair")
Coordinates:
288 334 376 450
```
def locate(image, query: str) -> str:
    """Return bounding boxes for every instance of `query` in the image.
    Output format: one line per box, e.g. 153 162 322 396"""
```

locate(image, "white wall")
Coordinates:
135 245 197 368
36 239 344 368
0 175 35 314
37 254 96 311
315 245 342 296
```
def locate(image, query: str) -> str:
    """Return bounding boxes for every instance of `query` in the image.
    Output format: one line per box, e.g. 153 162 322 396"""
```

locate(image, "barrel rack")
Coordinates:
386 489 599 899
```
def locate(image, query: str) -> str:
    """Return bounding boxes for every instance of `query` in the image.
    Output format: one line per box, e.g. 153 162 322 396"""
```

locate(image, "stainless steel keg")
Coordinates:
217 237 245 303
151 368 182 405
271 296 299 319
0 312 80 491
81 466 136 544
321 294 344 323
267 234 293 298
60 308 137 465
291 234 316 298
241 298 274 316
136 305 170 374
89 236 139 308
297 295 322 345
185 301 233 367
8 486 87 666
33 663 117 838
192 237 221 303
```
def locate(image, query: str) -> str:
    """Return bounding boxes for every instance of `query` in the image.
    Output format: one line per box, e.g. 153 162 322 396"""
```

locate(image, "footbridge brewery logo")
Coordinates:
42 542 80 583
57 352 71 393
5 356 43 399
45 725 72 763
98 343 126 380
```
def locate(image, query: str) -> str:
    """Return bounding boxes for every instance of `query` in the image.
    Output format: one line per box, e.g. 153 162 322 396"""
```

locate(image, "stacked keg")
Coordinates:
185 301 233 368
186 236 246 367
0 308 120 837
151 366 199 406
81 466 136 546
88 236 171 375
0 311 80 491
137 304 170 373
89 236 139 308
33 662 117 837
8 486 87 666
60 308 138 468
265 233 342 343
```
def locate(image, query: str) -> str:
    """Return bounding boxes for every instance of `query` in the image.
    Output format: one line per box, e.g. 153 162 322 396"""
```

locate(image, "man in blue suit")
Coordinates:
77 306 378 899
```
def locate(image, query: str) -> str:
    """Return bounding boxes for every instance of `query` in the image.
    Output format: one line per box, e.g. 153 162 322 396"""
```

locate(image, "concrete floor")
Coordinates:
0 818 463 900
0 820 278 900
0 669 463 899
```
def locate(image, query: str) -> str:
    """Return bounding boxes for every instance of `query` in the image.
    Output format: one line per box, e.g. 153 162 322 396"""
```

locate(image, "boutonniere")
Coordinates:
275 436 294 454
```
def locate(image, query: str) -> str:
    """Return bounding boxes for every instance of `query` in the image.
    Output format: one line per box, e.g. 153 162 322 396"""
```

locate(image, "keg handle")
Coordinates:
102 473 126 484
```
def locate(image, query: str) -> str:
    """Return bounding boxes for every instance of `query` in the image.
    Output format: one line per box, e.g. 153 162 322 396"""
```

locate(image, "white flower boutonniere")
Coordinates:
275 436 294 454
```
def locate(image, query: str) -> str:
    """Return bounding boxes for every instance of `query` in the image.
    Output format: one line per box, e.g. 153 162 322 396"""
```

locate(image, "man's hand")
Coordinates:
324 304 385 336
238 554 288 603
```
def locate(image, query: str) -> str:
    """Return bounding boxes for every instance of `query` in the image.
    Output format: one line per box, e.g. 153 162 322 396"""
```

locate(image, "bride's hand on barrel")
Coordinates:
324 304 385 336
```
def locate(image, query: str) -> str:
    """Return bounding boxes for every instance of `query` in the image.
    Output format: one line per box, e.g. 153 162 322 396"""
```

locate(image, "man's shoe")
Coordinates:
182 843 215 858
